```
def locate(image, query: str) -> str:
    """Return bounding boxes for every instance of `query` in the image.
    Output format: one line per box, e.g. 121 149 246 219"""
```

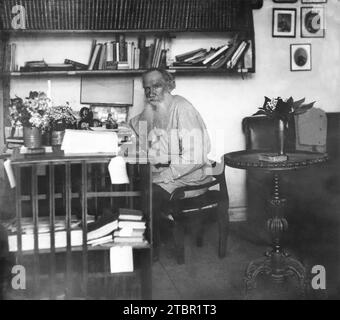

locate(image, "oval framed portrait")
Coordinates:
290 44 312 71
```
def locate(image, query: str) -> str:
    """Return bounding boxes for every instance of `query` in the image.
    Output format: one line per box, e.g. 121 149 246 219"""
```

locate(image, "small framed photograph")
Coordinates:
272 8 297 38
301 0 327 3
290 44 312 71
301 6 325 38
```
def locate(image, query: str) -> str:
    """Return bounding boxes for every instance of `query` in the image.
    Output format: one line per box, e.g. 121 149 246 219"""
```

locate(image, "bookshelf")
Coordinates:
3 153 153 299
0 1 256 151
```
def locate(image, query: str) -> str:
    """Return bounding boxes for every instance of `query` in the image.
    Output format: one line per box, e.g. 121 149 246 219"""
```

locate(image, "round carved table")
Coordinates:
224 150 328 297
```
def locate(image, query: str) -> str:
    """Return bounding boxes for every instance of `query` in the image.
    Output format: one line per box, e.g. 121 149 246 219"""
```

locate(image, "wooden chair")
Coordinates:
155 160 229 264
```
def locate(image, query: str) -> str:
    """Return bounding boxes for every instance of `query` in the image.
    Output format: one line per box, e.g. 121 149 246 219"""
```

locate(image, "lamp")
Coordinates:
108 156 130 184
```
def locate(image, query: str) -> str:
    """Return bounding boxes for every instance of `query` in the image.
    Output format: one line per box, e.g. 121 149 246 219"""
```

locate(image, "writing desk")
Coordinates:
3 149 152 299
224 150 328 296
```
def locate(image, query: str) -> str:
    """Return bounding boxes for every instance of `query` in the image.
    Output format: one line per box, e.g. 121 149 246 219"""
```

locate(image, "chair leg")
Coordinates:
217 200 229 258
152 215 161 262
192 213 204 247
172 219 185 264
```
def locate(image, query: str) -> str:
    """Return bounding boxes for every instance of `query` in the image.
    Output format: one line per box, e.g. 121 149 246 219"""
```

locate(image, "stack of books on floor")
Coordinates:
170 38 252 71
114 208 146 244
87 34 168 71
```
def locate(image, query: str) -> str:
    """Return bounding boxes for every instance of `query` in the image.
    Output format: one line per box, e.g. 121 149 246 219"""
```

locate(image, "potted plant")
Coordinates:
254 97 315 156
9 91 51 149
47 103 77 146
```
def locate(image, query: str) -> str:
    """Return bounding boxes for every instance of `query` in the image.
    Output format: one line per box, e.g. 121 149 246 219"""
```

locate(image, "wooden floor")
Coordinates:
2 220 340 300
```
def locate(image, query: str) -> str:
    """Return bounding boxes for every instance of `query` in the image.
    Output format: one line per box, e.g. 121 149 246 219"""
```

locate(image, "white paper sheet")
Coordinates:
4 159 16 188
61 129 119 155
110 246 134 273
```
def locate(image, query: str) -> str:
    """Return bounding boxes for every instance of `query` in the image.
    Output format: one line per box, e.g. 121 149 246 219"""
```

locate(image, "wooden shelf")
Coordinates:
3 68 252 78
11 242 151 256
2 29 250 36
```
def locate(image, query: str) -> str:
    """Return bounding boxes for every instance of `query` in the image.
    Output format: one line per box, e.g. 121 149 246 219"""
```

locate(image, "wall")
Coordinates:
8 0 340 218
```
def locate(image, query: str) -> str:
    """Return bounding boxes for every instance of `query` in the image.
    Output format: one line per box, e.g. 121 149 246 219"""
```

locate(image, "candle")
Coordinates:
47 79 51 99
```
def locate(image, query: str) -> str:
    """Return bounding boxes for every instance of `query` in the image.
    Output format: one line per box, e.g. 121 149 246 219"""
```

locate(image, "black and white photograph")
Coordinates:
273 0 297 3
0 0 339 306
272 8 297 37
302 0 327 3
290 43 312 71
301 6 326 38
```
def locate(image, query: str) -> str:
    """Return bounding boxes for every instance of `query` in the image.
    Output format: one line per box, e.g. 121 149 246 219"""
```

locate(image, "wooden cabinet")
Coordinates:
3 152 152 299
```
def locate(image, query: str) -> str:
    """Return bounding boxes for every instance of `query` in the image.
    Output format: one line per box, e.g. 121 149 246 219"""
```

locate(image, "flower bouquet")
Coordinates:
47 103 77 131
9 91 51 131
9 91 52 148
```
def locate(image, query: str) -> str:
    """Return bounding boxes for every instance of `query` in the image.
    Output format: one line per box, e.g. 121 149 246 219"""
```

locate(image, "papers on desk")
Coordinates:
61 129 119 155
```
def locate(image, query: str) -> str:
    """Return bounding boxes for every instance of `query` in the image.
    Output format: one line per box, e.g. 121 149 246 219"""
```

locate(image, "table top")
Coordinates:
0 147 148 166
224 150 329 171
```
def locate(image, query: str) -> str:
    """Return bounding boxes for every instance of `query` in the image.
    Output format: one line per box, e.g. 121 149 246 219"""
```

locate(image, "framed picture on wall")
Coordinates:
301 6 325 37
272 8 297 37
301 0 327 3
290 44 312 71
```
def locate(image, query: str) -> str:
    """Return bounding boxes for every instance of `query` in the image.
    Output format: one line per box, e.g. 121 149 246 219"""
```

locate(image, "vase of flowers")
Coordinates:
47 103 77 146
254 97 315 156
9 91 51 149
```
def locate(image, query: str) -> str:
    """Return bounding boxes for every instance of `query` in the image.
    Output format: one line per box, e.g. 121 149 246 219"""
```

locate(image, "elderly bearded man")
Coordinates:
130 68 212 259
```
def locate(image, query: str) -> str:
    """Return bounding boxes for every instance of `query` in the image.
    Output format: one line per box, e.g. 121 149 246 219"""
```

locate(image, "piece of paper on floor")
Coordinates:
110 246 133 273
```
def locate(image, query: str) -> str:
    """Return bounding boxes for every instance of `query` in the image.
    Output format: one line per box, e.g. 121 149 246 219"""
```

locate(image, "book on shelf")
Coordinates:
6 137 24 149
175 48 206 62
117 61 129 70
227 41 248 69
134 47 140 70
113 236 146 244
145 44 155 69
88 39 97 66
4 215 90 252
168 65 208 70
113 228 145 238
106 41 113 63
87 213 118 241
64 59 88 70
202 43 230 65
243 40 253 69
118 220 146 229
8 229 83 252
20 63 75 72
88 234 113 246
46 63 75 71
118 208 143 221
5 215 83 234
183 49 208 63
88 43 101 70
98 43 107 70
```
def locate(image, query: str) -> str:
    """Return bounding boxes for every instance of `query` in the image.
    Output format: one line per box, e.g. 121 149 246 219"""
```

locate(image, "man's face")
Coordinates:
143 71 169 107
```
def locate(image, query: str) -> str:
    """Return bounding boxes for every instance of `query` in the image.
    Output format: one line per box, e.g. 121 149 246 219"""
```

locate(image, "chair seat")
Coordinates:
178 190 225 213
